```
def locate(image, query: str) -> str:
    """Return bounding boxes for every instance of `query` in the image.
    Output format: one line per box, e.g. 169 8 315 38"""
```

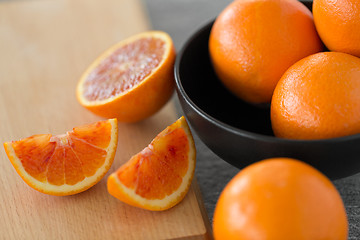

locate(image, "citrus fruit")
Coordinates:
271 51 360 140
313 0 360 57
76 31 176 123
209 0 323 103
107 116 196 211
3 119 118 196
213 158 348 240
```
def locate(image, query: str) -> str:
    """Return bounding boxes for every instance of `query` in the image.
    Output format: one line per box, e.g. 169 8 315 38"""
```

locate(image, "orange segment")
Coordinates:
69 136 107 177
69 120 112 149
3 119 118 196
46 145 66 186
77 31 176 123
107 116 196 211
11 134 55 182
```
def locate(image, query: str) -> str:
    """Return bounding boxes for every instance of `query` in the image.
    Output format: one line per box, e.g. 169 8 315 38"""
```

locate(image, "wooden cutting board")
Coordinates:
0 0 212 239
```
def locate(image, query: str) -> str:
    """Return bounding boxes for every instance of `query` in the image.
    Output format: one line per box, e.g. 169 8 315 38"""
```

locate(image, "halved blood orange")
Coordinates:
3 119 118 196
76 31 176 123
107 116 196 211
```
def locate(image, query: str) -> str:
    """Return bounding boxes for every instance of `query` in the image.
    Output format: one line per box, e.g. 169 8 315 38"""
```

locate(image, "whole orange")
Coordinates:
271 52 360 140
209 0 323 103
313 0 360 57
213 158 348 240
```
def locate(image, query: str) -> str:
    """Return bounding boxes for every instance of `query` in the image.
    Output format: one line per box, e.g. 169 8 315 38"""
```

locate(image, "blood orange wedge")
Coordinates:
107 116 196 211
76 31 176 123
3 119 118 196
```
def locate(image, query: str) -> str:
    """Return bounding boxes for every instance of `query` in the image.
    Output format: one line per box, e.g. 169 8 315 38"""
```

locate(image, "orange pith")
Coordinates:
77 31 176 123
83 37 165 101
107 116 196 211
3 119 118 196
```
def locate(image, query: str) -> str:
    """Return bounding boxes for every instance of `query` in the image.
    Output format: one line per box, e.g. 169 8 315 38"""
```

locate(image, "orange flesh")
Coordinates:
83 38 165 101
117 128 189 200
11 120 112 185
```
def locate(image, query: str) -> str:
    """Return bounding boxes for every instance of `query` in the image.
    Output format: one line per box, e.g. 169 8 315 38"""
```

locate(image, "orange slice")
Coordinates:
76 31 176 123
107 116 196 211
3 119 118 196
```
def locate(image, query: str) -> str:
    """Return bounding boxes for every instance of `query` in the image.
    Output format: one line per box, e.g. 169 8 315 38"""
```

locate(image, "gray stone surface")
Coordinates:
144 0 360 238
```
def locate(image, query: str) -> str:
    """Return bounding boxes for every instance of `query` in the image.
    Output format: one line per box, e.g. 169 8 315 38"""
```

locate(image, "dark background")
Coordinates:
144 0 360 238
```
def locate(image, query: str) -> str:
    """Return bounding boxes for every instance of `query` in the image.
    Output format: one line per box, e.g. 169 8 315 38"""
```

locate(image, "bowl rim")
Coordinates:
174 20 360 145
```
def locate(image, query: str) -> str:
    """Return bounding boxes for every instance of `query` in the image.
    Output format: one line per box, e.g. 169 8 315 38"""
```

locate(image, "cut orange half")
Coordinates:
76 31 176 123
107 116 196 211
3 119 118 196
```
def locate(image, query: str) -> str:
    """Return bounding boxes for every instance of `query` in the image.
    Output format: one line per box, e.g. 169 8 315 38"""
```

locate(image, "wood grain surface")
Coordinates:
0 0 211 239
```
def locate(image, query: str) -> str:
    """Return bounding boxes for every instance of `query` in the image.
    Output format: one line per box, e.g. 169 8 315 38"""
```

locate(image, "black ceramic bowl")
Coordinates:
174 2 360 180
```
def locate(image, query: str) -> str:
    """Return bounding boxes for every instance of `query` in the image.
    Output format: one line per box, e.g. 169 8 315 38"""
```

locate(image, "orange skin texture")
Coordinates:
77 31 176 123
271 52 360 140
209 0 324 103
313 0 360 57
213 158 348 240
